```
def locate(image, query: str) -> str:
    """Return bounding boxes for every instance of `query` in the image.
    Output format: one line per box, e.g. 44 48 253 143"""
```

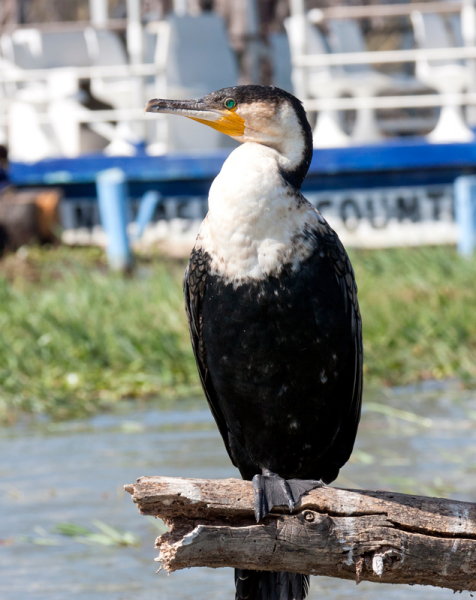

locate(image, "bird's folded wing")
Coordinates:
183 248 236 465
315 216 363 467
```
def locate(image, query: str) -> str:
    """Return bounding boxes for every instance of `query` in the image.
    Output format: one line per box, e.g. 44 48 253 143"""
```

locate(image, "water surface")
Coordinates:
2 384 475 599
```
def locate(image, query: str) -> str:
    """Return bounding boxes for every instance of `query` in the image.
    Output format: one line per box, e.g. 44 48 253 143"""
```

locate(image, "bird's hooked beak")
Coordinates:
145 98 245 137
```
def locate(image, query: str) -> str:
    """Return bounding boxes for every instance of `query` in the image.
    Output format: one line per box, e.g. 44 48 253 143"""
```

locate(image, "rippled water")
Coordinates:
2 383 476 600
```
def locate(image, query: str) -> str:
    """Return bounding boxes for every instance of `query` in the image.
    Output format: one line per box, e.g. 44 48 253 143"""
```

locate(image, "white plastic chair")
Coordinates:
286 15 423 147
8 101 61 161
0 57 12 147
41 31 90 68
149 14 239 153
326 19 407 143
0 29 48 103
269 32 294 93
0 29 86 102
2 28 112 159
84 28 132 109
285 15 352 147
411 11 473 143
84 28 147 156
37 31 93 157
0 29 43 69
286 15 395 146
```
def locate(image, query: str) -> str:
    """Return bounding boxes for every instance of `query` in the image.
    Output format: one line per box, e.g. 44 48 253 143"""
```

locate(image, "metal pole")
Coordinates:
173 0 188 15
462 0 476 125
126 0 145 142
290 0 306 18
454 175 476 256
289 0 308 101
246 0 261 84
89 0 109 27
126 0 143 65
133 190 161 240
96 168 133 271
18 0 27 24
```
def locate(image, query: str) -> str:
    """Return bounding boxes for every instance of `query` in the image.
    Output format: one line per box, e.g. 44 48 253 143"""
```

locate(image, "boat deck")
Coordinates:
8 136 476 200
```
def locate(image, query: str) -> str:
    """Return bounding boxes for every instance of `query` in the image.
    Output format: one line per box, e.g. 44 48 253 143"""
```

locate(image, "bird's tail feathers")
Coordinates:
235 569 309 600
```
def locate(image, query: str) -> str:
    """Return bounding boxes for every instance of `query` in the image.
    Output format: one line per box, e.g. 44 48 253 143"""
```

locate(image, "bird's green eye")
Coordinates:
224 98 236 110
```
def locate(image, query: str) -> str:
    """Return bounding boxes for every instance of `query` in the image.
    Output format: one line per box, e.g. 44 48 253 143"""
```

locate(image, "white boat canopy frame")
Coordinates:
2 0 476 158
288 0 476 146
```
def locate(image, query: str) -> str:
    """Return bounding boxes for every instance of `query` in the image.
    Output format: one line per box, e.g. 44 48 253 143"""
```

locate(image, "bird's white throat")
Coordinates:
196 142 319 283
234 100 307 172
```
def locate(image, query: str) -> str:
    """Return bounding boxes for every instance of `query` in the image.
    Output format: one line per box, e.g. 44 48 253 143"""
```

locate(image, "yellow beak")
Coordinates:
145 97 245 138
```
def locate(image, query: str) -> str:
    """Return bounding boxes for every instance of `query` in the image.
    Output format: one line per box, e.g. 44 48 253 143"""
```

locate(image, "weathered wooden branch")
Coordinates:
125 476 476 593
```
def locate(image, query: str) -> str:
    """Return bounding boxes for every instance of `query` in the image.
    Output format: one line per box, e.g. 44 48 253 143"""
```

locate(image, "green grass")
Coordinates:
354 246 476 386
1 244 476 423
0 246 199 422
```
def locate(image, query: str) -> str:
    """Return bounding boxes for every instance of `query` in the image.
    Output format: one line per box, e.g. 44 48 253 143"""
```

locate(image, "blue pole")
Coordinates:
96 168 133 271
133 190 161 240
454 175 476 257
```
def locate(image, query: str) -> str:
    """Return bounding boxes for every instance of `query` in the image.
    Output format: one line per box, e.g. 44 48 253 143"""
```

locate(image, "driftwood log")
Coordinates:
125 476 476 593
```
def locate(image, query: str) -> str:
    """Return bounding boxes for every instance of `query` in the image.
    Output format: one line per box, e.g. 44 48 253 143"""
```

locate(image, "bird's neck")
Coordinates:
196 143 319 283
208 142 289 226
238 100 313 189
262 116 313 190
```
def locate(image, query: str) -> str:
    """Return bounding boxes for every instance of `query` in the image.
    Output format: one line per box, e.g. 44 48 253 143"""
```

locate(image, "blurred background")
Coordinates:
1 1 476 599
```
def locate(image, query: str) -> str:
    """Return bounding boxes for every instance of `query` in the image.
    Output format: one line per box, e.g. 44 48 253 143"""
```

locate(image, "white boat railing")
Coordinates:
2 2 476 152
2 44 476 81
0 19 129 34
0 108 159 127
294 46 476 68
307 1 465 20
304 92 476 112
0 57 168 156
2 50 476 121
287 0 476 145
0 62 162 82
0 12 242 158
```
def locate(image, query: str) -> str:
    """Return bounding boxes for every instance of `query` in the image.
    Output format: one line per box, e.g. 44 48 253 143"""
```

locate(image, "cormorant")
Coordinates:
146 86 363 600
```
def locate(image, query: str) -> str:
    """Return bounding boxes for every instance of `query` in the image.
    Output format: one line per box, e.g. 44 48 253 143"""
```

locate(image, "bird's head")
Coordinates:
145 85 313 187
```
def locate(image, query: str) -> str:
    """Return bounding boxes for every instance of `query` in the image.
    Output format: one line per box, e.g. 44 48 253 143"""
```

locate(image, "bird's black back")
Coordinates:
184 215 362 485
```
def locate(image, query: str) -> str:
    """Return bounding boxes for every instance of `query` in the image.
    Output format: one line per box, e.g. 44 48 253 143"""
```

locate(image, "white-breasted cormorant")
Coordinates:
146 86 363 600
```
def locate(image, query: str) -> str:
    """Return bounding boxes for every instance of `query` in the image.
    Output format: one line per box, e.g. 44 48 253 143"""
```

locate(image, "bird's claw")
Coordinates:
252 473 323 522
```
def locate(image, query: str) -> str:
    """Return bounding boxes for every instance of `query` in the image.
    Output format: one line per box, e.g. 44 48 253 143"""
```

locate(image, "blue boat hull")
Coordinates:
9 137 476 200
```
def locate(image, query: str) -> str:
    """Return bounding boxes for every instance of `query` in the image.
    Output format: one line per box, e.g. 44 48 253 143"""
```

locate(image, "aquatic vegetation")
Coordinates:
56 521 140 547
363 402 432 427
20 526 63 546
19 521 140 547
1 244 476 422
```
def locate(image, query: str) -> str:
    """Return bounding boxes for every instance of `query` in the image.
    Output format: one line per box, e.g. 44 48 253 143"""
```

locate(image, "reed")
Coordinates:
1 244 475 422
0 246 198 422
355 246 476 386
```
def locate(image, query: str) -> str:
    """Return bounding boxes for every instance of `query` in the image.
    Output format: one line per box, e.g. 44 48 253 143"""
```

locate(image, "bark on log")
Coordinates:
124 476 476 593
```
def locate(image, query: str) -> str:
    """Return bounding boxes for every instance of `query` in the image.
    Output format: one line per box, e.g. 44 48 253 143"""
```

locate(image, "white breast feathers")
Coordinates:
195 142 320 284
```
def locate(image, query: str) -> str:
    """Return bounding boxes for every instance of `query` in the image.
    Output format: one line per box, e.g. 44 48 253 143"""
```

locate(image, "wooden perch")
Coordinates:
125 476 476 593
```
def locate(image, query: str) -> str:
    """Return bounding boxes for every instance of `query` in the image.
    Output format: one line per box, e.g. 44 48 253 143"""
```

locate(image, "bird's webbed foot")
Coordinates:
252 470 323 522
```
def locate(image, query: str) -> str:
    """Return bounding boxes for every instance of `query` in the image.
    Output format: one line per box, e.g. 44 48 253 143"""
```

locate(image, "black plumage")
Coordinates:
151 85 363 600
184 213 362 486
184 215 362 600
